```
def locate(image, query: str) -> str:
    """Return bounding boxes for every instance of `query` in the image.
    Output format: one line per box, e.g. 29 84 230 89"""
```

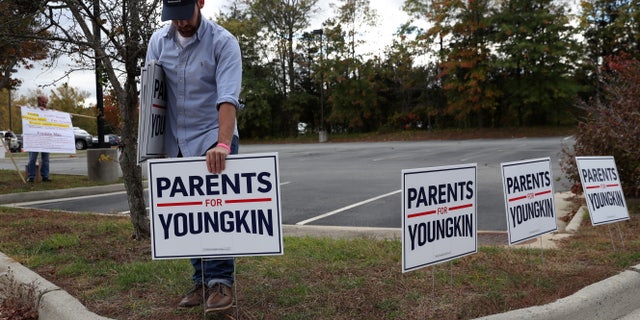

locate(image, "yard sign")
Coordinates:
147 153 283 259
576 156 629 226
501 157 557 245
402 163 477 273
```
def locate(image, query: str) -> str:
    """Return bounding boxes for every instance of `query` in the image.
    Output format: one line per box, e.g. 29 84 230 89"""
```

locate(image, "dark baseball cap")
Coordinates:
162 0 196 21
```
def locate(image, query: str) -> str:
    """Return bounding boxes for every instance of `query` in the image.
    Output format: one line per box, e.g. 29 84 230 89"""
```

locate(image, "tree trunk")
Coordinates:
119 74 150 240
117 0 151 240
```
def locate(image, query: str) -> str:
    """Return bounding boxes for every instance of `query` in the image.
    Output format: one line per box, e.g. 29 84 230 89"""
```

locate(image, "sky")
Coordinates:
13 0 411 106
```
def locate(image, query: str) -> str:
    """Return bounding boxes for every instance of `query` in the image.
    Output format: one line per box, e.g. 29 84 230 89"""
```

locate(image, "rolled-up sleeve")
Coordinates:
215 35 243 111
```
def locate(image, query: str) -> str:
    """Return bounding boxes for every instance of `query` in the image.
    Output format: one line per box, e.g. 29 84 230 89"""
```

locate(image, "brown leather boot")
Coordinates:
177 284 206 308
205 283 233 312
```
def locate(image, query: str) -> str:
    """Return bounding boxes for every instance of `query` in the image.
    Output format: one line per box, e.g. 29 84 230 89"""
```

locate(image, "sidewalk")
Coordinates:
1 187 640 320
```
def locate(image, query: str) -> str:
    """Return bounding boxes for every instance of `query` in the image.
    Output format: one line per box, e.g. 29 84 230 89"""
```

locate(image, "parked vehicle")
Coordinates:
73 127 93 150
1 130 20 153
92 134 122 147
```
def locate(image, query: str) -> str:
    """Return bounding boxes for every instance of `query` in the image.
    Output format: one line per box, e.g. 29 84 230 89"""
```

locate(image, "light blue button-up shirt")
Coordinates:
145 18 242 157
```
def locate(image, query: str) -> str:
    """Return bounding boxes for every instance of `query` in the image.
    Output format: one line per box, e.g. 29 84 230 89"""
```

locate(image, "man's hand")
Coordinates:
206 145 230 174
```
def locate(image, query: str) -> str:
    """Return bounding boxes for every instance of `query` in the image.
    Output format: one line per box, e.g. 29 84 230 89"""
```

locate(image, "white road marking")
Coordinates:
5 190 128 207
296 189 401 225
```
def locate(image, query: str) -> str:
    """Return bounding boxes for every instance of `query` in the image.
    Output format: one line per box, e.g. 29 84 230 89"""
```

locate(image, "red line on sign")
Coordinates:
449 203 473 211
586 185 600 189
509 195 527 202
535 190 552 196
225 198 272 204
407 210 436 219
152 104 166 109
606 184 619 188
157 201 202 207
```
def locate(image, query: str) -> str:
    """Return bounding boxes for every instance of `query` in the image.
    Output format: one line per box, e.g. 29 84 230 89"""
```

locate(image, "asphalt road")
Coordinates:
1 137 574 231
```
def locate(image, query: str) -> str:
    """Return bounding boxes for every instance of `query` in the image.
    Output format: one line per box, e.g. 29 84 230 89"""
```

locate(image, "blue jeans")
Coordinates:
27 152 50 179
190 136 239 288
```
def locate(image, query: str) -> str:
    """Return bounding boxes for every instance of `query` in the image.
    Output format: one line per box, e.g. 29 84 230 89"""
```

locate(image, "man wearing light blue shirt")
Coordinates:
146 0 242 313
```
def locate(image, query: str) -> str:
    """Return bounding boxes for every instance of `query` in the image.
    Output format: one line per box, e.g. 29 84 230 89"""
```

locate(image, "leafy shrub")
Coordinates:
561 53 640 197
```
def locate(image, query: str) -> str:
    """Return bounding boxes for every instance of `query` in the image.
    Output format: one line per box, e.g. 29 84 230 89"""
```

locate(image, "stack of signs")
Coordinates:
137 60 167 164
146 153 284 260
500 158 557 245
401 163 478 273
576 156 629 225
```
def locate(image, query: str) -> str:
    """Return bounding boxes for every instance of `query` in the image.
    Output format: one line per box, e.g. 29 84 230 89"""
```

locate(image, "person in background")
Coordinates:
145 0 243 314
27 95 52 183
3 130 13 148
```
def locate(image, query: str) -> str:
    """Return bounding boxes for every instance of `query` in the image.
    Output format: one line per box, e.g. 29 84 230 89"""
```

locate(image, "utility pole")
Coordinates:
93 0 106 148
8 87 12 131
312 28 326 143
6 69 17 131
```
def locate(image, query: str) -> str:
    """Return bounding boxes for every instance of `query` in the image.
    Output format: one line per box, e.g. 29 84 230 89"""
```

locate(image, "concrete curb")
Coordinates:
0 184 126 205
0 252 112 320
475 264 640 320
566 205 587 233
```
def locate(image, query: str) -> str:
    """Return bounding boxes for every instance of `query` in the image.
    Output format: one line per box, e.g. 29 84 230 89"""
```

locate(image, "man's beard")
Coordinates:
177 12 200 37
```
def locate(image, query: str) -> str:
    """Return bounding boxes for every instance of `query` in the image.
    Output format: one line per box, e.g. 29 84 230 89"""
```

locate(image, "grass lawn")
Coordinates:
1 198 639 319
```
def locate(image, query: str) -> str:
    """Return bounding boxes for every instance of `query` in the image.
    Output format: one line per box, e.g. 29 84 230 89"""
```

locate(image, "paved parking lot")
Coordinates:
1 137 573 231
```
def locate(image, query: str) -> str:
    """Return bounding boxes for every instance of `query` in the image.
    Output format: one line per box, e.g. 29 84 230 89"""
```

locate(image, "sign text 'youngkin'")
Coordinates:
501 158 557 245
402 164 478 273
147 153 283 260
576 156 629 226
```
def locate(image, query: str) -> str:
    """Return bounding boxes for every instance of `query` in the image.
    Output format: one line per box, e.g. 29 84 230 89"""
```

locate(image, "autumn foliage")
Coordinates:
561 53 640 197
0 1 49 90
103 93 122 131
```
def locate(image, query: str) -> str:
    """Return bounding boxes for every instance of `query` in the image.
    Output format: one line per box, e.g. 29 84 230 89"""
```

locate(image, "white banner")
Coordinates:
147 153 283 260
21 106 75 154
402 163 477 273
576 156 629 225
501 157 557 245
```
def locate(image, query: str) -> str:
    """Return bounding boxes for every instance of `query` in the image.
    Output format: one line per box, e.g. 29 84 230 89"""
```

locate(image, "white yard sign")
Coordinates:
402 163 477 273
21 106 75 154
147 153 283 260
576 156 629 226
501 158 557 245
137 60 167 163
